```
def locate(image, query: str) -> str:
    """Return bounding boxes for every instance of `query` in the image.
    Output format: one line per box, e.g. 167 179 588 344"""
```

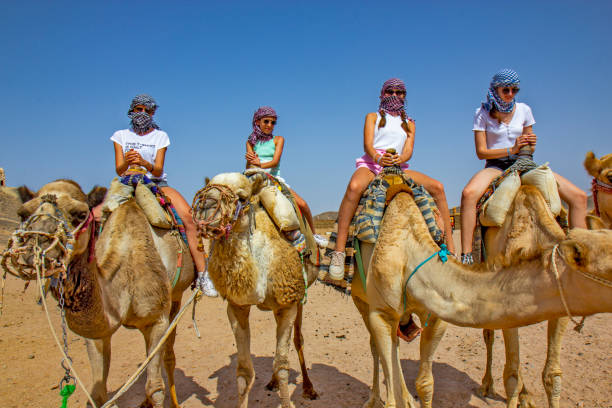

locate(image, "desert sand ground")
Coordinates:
0 190 610 407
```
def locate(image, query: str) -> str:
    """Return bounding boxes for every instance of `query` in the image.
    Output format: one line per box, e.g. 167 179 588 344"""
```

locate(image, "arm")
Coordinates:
259 136 284 169
113 142 129 176
398 120 415 163
363 112 378 161
123 146 166 177
474 130 532 160
245 141 259 168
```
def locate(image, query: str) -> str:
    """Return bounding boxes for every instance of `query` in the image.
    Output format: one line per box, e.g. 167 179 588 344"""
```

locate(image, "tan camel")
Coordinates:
584 151 612 229
5 180 194 408
191 172 319 408
353 185 612 408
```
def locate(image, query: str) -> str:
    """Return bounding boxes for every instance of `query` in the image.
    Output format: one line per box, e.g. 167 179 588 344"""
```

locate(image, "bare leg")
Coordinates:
161 186 206 272
289 188 316 234
403 169 456 254
335 168 375 252
227 303 254 408
542 317 569 408
553 173 587 229
164 301 181 408
479 329 496 397
460 168 502 254
273 305 298 408
85 336 111 407
415 313 447 408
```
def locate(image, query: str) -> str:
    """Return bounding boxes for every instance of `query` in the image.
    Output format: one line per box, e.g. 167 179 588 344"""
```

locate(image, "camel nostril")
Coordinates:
607 174 612 184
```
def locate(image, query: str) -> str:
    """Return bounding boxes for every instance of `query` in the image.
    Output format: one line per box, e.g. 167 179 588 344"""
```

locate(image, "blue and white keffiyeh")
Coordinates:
482 69 520 113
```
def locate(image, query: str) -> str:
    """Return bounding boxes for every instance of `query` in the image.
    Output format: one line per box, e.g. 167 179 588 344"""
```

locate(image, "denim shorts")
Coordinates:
485 155 517 171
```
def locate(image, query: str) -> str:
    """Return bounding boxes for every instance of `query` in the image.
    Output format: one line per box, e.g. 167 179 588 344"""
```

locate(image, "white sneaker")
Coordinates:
197 271 219 297
328 251 346 280
313 234 328 248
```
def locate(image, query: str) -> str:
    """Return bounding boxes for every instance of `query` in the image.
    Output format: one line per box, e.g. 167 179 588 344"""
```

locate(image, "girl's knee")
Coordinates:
428 180 445 196
461 185 481 204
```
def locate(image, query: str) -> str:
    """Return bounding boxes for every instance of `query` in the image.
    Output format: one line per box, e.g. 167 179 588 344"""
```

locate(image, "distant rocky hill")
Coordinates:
314 211 338 221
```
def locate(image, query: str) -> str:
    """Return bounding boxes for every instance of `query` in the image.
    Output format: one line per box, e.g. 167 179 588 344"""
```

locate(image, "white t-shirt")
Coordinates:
472 102 535 149
110 129 170 181
373 113 409 153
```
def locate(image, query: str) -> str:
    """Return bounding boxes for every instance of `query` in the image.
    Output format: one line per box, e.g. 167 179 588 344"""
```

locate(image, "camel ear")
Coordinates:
17 199 40 222
17 185 35 203
584 151 601 178
87 185 107 209
586 214 606 230
559 240 588 268
204 177 210 186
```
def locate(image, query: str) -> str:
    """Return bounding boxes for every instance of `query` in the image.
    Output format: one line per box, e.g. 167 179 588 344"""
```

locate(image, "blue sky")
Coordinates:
2 1 611 214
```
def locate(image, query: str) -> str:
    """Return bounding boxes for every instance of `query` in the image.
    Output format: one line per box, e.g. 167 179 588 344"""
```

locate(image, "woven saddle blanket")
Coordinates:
318 167 444 295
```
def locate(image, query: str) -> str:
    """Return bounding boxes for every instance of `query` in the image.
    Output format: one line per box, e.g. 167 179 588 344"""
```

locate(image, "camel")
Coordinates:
352 185 612 408
191 171 319 408
3 179 195 408
584 151 612 229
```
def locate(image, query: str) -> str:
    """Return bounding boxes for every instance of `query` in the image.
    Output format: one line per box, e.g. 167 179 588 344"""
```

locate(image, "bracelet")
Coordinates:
375 154 382 164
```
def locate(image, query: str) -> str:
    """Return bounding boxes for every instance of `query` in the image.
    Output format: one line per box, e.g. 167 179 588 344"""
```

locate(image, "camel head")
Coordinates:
2 180 106 280
192 172 266 241
556 228 612 298
584 151 612 184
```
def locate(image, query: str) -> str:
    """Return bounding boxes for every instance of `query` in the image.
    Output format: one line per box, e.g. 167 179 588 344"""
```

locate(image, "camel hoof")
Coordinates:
302 387 319 400
362 396 384 408
477 382 496 398
519 393 537 408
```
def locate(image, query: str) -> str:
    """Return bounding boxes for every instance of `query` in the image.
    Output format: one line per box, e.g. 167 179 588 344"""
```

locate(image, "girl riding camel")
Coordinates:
459 69 588 264
110 94 218 296
245 106 324 244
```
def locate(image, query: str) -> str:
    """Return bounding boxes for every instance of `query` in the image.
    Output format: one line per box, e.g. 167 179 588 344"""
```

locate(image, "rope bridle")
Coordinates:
591 177 612 217
191 183 249 246
1 194 93 282
549 244 612 332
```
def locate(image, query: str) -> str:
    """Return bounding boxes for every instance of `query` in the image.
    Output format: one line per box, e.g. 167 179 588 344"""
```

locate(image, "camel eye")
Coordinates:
70 209 88 224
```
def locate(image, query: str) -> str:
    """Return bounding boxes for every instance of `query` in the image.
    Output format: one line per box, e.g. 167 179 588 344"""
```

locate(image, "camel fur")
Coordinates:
193 172 319 408
13 180 194 408
353 185 612 408
584 151 612 229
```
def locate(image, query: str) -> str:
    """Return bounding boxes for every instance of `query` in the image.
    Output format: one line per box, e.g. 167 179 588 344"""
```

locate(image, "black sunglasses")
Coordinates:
501 87 520 95
385 89 406 96
133 106 154 114
263 119 277 125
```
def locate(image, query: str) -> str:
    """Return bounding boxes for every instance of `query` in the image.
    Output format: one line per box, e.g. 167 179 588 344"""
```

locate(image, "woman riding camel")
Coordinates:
111 94 218 296
460 69 588 264
245 106 324 243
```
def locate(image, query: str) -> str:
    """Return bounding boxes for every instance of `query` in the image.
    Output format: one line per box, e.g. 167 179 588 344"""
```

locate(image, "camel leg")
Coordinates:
369 309 416 408
415 314 447 408
139 318 169 408
502 328 523 408
541 317 569 408
353 296 384 408
479 329 497 398
227 302 254 408
292 303 318 400
164 301 181 408
85 336 111 407
273 304 298 408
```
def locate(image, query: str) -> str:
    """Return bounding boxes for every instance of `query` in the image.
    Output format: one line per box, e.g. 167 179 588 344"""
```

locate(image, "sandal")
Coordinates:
328 250 346 280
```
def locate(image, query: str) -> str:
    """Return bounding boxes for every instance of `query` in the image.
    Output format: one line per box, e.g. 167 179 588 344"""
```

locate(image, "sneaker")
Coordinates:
313 234 328 248
197 271 219 297
328 251 345 280
461 252 474 265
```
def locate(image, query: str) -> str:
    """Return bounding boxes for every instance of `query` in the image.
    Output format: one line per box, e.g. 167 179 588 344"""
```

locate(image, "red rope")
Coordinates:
592 178 612 217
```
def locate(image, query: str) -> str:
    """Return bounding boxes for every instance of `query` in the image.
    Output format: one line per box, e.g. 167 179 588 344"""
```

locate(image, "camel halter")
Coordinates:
591 178 612 217
192 183 250 245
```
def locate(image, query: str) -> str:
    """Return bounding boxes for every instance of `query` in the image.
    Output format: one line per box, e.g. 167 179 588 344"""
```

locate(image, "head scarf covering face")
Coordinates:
482 69 521 113
248 106 277 145
127 94 160 134
378 78 407 116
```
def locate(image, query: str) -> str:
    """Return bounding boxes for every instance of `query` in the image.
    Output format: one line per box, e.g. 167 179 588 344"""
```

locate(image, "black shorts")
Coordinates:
485 155 517 171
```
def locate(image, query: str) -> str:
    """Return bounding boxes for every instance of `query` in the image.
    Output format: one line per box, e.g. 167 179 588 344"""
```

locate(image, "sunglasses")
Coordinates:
133 106 153 114
384 89 406 96
262 119 277 125
501 87 520 95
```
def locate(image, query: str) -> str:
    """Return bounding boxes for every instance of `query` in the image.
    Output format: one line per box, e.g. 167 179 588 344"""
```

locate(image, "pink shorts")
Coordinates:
355 149 409 175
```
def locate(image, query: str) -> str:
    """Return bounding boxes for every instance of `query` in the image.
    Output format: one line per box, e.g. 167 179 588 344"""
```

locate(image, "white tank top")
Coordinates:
373 113 408 153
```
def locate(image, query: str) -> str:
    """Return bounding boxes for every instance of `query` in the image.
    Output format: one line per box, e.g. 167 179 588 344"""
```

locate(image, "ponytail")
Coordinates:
400 111 410 135
378 109 386 129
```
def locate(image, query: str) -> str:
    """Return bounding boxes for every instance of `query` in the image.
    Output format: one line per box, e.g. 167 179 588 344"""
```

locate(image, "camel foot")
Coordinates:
477 380 496 398
518 391 537 408
139 390 165 408
265 377 279 392
301 385 319 400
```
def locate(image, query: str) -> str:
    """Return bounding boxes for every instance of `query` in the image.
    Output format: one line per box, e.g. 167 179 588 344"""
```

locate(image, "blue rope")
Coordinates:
403 244 450 313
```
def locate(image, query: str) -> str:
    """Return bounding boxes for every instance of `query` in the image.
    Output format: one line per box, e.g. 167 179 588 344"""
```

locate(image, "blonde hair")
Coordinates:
378 109 410 136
